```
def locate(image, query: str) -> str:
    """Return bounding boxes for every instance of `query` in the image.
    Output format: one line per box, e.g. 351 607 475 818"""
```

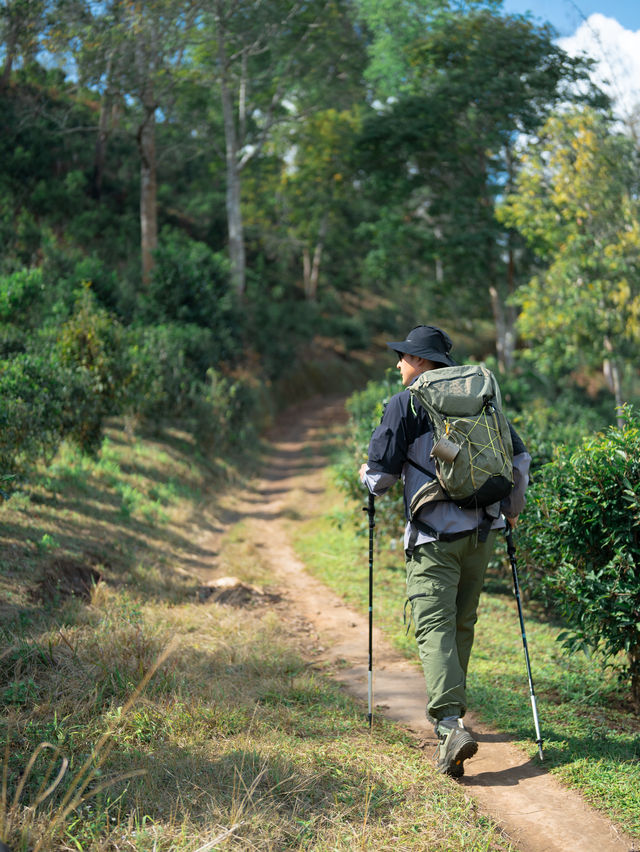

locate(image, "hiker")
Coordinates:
359 324 530 778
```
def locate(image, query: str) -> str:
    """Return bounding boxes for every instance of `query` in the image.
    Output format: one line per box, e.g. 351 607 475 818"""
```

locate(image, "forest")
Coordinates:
3 0 639 474
1 0 640 849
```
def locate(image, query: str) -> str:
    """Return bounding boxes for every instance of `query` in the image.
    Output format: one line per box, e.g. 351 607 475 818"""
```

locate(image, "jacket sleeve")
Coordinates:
501 422 531 518
360 392 411 496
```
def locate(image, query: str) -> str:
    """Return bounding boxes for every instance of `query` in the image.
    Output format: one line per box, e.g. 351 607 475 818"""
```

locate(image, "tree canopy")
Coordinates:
355 7 604 368
500 107 640 411
0 0 638 472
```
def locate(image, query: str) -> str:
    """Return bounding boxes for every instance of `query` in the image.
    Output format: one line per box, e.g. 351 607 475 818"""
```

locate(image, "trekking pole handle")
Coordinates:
364 492 375 525
505 523 516 557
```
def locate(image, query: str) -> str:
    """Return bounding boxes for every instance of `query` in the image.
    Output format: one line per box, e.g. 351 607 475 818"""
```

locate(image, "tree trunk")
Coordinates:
138 103 157 285
482 147 515 373
302 213 328 301
134 9 158 288
500 146 518 370
217 7 246 296
489 284 508 372
302 242 323 301
224 134 246 296
603 359 624 425
92 52 115 200
489 283 516 372
630 650 640 714
0 24 17 90
302 248 311 297
603 336 624 425
1 52 14 90
504 239 517 368
93 104 109 200
434 226 444 284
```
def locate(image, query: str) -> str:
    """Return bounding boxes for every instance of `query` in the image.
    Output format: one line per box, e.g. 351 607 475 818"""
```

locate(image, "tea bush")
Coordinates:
0 353 80 481
137 229 240 359
125 323 214 422
1 284 132 482
56 286 130 453
518 406 640 710
0 267 46 328
192 367 272 452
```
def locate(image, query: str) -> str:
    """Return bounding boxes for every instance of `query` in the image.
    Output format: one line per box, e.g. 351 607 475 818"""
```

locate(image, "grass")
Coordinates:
0 420 513 851
289 462 640 840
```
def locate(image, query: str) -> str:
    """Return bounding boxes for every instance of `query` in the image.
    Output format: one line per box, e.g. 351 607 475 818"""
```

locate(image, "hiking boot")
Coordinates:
435 719 477 778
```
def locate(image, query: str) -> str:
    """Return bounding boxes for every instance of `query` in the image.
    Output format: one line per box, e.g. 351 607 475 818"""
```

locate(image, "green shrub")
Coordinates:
0 282 131 478
518 406 640 710
326 313 370 351
41 240 121 320
0 266 49 358
0 352 76 481
124 324 270 451
192 368 272 452
56 285 129 453
0 266 46 327
241 274 320 379
0 323 28 358
125 323 208 421
137 229 239 356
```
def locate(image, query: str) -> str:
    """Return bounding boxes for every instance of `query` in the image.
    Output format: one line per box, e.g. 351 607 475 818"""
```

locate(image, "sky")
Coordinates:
500 0 640 37
500 0 640 120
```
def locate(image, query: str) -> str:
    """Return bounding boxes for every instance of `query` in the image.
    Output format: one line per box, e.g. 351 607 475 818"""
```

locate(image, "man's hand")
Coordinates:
359 462 368 482
506 515 518 528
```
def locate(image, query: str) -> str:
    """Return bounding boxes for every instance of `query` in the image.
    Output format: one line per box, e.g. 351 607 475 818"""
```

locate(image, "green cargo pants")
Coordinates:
406 531 497 722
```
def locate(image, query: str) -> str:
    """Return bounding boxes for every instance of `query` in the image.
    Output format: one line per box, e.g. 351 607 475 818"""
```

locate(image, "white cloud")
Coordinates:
559 14 640 123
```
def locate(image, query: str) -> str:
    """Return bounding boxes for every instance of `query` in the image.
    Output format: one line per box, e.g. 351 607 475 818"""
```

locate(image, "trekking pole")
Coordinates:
504 521 544 762
363 493 375 728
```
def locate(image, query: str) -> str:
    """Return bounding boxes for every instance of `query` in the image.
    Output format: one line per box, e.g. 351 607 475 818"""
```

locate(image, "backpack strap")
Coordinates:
406 457 437 479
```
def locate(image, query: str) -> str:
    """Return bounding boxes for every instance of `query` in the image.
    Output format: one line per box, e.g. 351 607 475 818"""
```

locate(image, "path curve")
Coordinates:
206 395 636 852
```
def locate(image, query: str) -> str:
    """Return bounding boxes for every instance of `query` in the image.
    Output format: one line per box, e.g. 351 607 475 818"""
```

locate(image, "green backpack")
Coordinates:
408 364 514 517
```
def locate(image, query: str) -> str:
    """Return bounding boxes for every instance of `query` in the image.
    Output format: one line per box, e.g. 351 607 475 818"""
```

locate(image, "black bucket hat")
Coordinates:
386 325 455 367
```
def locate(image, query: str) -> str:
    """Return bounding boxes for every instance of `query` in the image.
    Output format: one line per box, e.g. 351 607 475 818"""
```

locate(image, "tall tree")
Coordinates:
354 0 507 100
71 0 198 283
356 8 601 368
193 0 366 295
270 107 363 301
0 0 48 88
499 108 640 416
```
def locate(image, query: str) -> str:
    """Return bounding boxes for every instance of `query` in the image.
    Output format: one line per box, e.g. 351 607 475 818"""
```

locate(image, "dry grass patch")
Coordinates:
3 593 514 850
1 421 512 850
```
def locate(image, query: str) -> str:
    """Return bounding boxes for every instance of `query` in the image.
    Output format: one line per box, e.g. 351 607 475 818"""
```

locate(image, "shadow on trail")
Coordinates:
462 759 543 788
467 678 640 777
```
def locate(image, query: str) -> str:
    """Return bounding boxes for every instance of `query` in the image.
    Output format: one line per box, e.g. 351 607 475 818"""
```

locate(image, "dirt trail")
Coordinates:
200 395 636 852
